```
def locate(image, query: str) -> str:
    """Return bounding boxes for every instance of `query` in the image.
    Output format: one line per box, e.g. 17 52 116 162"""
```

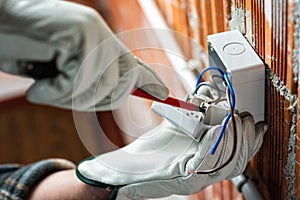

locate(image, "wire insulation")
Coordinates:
188 66 237 174
189 85 237 174
194 67 235 155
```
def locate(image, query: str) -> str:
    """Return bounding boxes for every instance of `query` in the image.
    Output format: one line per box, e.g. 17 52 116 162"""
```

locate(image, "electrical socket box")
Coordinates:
207 30 265 123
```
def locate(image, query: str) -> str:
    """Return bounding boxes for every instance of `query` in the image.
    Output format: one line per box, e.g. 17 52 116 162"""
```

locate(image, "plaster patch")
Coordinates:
266 66 298 199
283 112 298 200
266 68 297 105
229 7 254 46
229 6 245 34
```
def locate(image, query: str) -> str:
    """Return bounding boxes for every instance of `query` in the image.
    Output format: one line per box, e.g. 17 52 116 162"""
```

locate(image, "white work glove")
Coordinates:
0 0 168 111
76 111 266 199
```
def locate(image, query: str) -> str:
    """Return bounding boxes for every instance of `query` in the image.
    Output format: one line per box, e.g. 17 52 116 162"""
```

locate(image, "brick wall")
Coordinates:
155 0 299 199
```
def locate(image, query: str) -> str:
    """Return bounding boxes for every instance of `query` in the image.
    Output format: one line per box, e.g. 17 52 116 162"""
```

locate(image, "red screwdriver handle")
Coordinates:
131 88 198 111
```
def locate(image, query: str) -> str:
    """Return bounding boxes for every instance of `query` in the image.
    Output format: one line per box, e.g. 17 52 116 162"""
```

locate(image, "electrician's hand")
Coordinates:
0 0 168 111
25 50 169 111
76 112 266 200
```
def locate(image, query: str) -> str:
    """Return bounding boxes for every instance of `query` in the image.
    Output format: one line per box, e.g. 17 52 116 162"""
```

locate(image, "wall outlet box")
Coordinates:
207 30 265 123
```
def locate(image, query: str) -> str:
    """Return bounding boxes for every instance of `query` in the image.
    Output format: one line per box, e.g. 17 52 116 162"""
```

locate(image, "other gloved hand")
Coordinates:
76 111 266 200
0 0 168 111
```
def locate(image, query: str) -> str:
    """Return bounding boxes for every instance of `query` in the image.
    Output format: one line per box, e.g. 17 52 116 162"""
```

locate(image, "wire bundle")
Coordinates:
189 66 237 174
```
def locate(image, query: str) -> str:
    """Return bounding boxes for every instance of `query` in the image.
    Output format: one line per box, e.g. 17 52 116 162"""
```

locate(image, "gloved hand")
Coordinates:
76 111 266 199
0 0 168 111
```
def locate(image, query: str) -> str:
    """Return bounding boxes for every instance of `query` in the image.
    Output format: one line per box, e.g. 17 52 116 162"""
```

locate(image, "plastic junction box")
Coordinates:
151 30 265 140
207 30 265 123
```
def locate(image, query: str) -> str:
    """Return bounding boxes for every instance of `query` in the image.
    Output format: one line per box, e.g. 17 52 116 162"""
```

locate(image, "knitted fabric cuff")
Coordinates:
0 158 75 200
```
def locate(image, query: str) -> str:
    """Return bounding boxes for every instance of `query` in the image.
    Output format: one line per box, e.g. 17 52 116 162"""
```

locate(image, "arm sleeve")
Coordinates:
0 158 75 200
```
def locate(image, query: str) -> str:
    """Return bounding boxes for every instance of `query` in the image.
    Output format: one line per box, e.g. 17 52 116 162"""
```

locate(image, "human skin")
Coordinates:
29 169 111 200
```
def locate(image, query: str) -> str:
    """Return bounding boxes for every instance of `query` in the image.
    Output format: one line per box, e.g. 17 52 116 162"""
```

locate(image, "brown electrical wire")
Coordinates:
189 85 238 174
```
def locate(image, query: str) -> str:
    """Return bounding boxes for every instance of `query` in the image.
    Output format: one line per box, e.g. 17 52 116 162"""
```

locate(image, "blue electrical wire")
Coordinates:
210 72 235 155
210 113 231 155
223 73 235 108
194 66 225 95
194 67 236 155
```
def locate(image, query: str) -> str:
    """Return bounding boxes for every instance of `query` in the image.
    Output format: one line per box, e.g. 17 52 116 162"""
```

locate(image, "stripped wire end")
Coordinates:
188 170 199 174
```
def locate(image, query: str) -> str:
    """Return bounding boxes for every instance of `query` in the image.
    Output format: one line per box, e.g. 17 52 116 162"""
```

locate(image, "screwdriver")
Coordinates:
131 88 201 111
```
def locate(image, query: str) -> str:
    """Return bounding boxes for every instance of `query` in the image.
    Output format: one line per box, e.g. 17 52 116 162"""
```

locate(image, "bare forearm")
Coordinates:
29 169 111 200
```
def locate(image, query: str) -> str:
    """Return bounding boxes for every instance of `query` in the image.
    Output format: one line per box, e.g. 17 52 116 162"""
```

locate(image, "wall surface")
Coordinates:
155 0 300 199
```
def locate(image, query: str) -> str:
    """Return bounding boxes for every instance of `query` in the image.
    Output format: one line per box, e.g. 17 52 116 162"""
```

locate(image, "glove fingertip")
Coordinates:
255 122 268 134
140 85 169 101
239 112 253 120
157 86 169 100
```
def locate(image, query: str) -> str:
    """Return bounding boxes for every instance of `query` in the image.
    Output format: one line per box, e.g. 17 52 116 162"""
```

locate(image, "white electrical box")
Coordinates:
207 30 265 123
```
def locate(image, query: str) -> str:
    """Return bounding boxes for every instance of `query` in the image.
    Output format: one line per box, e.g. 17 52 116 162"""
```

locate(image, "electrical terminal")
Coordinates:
152 94 229 141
